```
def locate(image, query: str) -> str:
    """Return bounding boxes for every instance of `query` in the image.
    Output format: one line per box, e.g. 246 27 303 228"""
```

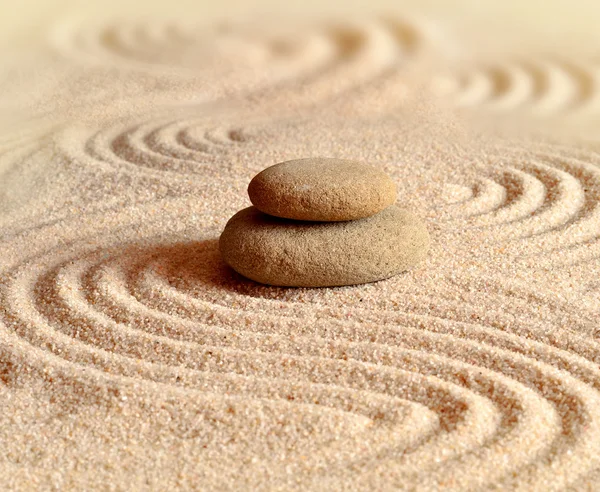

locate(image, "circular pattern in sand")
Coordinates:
437 143 600 268
435 58 600 115
63 115 261 179
1 186 600 487
50 16 434 102
6 12 600 487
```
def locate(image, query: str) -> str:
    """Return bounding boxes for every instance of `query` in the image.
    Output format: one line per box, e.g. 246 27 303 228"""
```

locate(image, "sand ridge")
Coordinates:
2 5 600 491
433 57 600 115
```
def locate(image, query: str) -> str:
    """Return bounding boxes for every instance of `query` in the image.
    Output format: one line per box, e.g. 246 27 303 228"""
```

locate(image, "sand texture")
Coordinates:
2 1 600 490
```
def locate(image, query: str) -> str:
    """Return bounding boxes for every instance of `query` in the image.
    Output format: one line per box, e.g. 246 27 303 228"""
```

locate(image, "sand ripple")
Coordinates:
438 143 600 267
436 58 600 114
1 194 600 488
68 116 259 178
5 11 600 486
50 17 431 102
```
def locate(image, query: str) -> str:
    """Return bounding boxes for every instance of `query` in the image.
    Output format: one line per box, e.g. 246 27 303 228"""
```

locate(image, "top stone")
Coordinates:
247 158 397 221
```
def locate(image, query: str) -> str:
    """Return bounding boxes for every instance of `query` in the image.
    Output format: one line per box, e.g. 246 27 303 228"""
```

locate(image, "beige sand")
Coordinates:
2 1 600 490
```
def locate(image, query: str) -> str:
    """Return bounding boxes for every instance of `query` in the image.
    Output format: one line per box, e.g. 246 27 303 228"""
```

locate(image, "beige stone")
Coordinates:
219 205 430 287
247 158 397 221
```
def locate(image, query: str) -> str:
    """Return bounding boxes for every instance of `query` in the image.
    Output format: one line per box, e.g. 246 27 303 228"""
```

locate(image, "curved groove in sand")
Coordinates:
438 58 600 114
51 103 311 186
3 254 503 473
49 16 432 104
441 144 600 263
58 116 263 180
2 227 600 487
4 26 600 481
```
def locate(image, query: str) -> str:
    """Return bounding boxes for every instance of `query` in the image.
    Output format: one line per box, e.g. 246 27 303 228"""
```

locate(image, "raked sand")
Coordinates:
2 1 600 490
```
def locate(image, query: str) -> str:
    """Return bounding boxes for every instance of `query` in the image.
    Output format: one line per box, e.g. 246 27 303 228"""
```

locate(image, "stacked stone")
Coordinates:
219 158 430 287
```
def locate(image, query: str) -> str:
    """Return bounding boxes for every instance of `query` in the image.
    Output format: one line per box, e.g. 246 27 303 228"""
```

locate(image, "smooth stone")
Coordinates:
248 158 397 221
219 205 429 287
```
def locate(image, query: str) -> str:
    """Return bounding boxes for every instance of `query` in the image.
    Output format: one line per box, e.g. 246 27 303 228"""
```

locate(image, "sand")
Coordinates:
2 1 600 490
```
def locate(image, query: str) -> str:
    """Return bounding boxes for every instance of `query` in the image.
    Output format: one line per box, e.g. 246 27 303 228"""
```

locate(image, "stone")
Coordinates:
219 205 430 287
247 158 397 221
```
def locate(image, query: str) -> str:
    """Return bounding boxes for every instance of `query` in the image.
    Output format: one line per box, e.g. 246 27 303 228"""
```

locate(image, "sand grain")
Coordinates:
2 3 600 490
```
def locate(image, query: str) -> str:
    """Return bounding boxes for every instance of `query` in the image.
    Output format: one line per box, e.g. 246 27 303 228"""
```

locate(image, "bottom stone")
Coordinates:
219 205 430 287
